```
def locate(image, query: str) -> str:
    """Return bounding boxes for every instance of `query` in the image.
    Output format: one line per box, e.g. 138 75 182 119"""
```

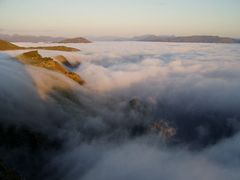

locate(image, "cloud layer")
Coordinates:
1 42 240 179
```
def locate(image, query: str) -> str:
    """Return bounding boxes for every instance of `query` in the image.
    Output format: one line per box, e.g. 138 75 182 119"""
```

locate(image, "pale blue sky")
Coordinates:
0 0 239 37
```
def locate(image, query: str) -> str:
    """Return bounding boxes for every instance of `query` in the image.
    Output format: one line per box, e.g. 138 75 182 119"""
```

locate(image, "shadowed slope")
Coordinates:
0 160 23 180
54 55 80 68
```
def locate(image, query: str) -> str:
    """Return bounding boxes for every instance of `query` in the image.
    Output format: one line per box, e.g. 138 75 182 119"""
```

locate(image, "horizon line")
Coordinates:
0 33 239 39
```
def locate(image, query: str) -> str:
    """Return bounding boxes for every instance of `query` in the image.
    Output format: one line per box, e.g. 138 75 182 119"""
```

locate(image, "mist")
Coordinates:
1 42 240 179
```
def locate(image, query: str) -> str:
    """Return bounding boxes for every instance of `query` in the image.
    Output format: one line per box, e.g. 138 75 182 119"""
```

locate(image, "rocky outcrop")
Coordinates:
54 55 80 68
58 37 92 43
128 98 176 140
16 51 85 85
150 121 176 139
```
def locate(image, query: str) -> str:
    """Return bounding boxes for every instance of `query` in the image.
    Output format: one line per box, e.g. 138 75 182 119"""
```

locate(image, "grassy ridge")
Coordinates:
0 39 80 52
17 51 85 85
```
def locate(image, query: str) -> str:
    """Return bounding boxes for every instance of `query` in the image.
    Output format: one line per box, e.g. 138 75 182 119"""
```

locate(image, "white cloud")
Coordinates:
1 42 240 179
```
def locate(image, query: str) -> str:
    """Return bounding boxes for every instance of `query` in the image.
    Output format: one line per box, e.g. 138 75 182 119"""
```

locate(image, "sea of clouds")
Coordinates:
1 42 240 180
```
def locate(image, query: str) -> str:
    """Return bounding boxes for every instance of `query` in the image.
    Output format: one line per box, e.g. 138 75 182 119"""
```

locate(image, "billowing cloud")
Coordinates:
0 42 240 179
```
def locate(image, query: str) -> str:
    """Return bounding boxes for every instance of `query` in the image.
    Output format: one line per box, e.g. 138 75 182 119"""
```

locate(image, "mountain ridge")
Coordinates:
0 39 80 51
16 51 85 85
129 35 240 43
0 33 65 43
0 34 91 43
57 37 92 43
1 33 239 44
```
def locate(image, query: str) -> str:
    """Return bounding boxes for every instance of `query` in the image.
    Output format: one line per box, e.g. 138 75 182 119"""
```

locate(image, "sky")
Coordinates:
0 0 240 37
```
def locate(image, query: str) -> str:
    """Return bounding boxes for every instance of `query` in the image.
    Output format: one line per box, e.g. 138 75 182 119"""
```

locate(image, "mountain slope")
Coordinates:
0 39 80 51
0 33 65 43
58 37 92 43
0 39 24 50
16 51 85 85
130 35 240 43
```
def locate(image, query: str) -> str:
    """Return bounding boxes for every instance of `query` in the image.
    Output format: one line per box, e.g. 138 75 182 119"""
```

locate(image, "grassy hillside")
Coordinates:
0 40 24 50
0 39 80 51
17 51 85 85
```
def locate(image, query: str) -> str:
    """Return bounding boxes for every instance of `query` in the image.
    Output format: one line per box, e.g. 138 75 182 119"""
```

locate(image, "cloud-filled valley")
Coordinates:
1 42 240 180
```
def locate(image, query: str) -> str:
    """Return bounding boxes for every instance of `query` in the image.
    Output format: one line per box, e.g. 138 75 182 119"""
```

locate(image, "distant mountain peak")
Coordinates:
129 35 240 43
57 37 92 43
0 33 65 43
0 39 80 51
